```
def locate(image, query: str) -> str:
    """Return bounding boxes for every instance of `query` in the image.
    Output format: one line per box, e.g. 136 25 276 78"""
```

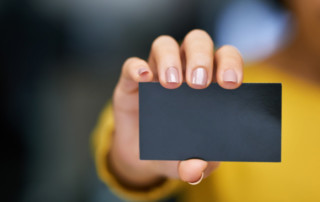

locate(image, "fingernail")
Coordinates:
138 68 149 76
223 69 237 83
191 67 207 86
166 67 179 83
188 172 204 185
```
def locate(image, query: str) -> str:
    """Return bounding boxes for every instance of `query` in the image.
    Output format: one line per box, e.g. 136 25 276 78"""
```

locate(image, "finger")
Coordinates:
215 45 243 89
149 35 182 89
181 29 214 89
178 159 208 183
151 161 180 179
117 57 153 93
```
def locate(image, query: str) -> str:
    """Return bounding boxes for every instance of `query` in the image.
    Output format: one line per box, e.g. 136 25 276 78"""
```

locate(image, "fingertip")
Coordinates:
159 68 183 89
219 81 241 90
186 82 210 90
159 80 182 89
186 67 211 89
214 45 243 90
138 67 149 76
137 67 153 82
188 172 204 185
218 69 242 90
178 159 208 183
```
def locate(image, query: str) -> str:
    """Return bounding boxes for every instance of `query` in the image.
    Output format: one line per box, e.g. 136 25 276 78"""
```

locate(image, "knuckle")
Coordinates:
219 45 241 56
216 48 243 68
185 29 211 42
151 35 176 50
226 57 242 68
217 45 242 61
189 29 210 37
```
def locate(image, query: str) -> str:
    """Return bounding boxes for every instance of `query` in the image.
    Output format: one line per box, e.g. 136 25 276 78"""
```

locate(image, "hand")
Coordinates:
110 29 243 189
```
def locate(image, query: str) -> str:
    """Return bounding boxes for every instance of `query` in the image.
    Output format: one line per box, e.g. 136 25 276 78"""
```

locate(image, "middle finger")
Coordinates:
181 29 214 89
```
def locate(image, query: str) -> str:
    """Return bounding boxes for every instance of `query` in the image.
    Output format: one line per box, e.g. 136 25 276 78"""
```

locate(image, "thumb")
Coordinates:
178 159 208 184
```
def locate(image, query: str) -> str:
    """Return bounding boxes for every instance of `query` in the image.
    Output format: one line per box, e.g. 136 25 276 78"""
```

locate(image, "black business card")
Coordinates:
139 83 281 162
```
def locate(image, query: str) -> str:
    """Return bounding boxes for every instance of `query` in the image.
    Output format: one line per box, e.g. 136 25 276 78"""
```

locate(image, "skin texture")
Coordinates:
109 29 244 189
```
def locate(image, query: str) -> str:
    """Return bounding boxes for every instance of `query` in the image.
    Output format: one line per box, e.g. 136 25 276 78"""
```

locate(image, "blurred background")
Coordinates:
1 0 290 201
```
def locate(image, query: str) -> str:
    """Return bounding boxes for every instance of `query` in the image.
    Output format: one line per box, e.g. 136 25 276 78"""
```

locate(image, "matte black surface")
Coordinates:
139 83 281 162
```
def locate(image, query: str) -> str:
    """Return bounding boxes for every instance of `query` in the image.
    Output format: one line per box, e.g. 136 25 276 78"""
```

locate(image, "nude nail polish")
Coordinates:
166 67 179 83
223 69 237 83
192 67 207 86
138 68 149 76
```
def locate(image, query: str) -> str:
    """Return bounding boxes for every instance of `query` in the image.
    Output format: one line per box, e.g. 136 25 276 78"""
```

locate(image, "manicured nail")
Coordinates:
138 68 149 76
223 69 237 83
166 67 179 83
188 172 204 185
191 67 207 86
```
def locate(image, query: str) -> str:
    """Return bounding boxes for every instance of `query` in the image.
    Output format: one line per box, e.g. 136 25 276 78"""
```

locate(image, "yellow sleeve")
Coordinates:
91 102 184 201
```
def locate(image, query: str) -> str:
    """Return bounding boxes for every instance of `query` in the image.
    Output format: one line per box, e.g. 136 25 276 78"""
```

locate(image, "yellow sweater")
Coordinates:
92 64 320 202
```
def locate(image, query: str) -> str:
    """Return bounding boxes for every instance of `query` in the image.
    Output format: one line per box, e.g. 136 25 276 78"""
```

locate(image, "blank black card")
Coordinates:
139 83 281 162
